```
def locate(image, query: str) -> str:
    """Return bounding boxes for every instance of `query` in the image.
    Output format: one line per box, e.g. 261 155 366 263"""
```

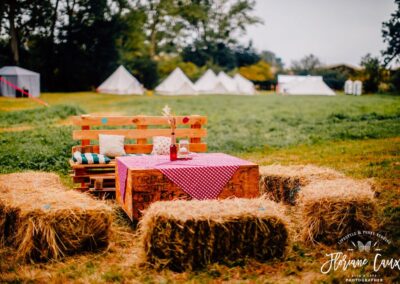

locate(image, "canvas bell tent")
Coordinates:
277 75 335 96
155 67 197 95
216 72 238 94
97 65 144 95
233 74 256 95
195 69 228 94
0 66 40 97
195 69 217 94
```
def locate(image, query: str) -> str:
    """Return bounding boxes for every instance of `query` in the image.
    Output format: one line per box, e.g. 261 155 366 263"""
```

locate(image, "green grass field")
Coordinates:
0 92 399 283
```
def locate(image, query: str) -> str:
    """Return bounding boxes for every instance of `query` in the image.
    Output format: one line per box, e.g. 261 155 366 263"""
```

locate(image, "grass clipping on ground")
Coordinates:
138 198 289 272
0 172 112 262
259 165 376 245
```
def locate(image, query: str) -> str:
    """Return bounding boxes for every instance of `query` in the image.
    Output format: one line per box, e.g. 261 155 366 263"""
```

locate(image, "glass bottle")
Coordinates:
170 132 177 161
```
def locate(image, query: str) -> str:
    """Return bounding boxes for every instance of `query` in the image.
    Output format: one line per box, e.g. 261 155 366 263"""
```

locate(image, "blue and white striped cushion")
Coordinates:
72 151 111 164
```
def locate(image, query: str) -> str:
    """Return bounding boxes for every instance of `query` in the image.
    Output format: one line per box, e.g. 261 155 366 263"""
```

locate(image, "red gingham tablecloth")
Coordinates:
116 153 254 201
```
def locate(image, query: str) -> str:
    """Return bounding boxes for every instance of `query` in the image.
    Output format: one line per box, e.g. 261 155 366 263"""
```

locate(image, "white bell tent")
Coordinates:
233 74 255 95
195 69 227 94
277 75 335 96
97 65 144 95
155 67 197 95
216 72 238 94
195 69 217 93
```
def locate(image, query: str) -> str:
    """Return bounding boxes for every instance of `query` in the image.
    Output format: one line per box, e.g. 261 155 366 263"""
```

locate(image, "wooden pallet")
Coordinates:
70 115 207 193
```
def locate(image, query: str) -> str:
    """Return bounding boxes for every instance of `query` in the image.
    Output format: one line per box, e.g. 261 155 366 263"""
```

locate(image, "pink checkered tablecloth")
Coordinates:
116 153 254 201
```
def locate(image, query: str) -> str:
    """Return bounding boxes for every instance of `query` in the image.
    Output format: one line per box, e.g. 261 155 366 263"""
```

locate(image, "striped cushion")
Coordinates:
72 151 111 164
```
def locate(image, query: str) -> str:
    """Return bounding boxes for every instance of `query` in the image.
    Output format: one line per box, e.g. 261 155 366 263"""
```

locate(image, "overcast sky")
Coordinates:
243 0 396 67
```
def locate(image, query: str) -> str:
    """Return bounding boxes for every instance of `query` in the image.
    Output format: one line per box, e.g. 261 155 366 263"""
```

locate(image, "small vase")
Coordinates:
170 132 177 161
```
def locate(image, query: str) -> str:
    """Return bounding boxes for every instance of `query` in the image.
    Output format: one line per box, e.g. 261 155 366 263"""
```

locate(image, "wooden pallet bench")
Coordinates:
70 114 207 193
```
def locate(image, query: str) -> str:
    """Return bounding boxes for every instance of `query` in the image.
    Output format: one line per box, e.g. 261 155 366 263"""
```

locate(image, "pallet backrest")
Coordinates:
71 115 207 154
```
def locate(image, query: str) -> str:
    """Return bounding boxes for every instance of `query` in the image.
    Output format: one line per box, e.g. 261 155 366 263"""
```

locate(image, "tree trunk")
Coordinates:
50 0 60 41
8 0 19 65
149 15 160 59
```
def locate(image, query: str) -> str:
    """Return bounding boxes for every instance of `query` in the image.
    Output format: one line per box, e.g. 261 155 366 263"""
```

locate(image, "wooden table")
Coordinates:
115 156 259 221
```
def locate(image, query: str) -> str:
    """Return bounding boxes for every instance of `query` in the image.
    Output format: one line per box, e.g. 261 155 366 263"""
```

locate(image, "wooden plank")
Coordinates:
72 143 207 155
89 173 115 180
81 125 90 146
137 125 148 145
70 161 116 169
190 122 202 144
71 115 207 126
119 165 260 221
73 128 207 140
88 188 116 193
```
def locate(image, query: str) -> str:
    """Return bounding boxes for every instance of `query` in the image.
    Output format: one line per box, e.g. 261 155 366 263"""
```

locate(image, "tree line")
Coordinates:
1 0 399 93
1 0 270 91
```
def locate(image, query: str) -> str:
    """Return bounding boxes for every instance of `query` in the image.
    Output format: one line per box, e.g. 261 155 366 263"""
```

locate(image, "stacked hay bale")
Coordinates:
138 198 289 271
259 165 376 245
0 172 113 262
299 179 375 245
259 165 344 205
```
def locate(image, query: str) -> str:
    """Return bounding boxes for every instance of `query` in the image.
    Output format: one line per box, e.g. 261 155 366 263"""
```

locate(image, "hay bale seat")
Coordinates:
300 179 375 245
0 172 113 262
259 165 345 205
259 165 376 245
138 198 289 271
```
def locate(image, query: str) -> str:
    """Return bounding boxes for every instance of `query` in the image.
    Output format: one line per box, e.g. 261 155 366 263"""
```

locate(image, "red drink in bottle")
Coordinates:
170 132 177 161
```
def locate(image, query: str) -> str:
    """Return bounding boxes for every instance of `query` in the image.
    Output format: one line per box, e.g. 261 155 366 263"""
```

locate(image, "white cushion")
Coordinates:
99 134 126 157
151 136 171 155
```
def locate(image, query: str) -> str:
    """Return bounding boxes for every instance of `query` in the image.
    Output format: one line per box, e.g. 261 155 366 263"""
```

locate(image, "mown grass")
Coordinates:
0 92 399 283
0 104 84 127
0 93 399 174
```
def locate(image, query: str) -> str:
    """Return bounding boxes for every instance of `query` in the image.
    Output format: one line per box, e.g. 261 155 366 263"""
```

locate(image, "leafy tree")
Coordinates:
291 54 322 75
158 55 204 81
260 50 284 70
126 57 159 89
314 69 347 90
389 68 400 92
182 41 258 70
238 60 273 82
360 54 383 93
117 8 147 62
181 0 261 68
1 0 54 65
182 41 237 69
182 0 261 45
382 0 400 66
234 43 260 67
141 0 190 58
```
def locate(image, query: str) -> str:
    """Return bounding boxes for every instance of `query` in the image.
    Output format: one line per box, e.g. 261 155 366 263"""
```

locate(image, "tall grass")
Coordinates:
0 104 84 127
0 94 399 174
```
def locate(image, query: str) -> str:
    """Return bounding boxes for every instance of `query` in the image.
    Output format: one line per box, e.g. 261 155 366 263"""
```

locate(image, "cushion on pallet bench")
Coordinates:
72 151 111 164
99 134 126 157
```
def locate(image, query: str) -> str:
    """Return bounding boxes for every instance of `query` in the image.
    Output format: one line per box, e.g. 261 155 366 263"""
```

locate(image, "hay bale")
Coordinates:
138 198 289 271
0 172 112 262
299 179 376 245
259 165 376 246
259 165 344 205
